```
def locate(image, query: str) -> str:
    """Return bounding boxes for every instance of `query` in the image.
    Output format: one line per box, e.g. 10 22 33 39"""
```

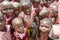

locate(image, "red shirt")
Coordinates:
4 15 15 25
12 28 28 40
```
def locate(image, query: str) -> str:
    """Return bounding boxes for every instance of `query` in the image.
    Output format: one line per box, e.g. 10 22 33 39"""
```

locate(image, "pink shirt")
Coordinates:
19 8 35 27
12 28 28 40
0 25 11 40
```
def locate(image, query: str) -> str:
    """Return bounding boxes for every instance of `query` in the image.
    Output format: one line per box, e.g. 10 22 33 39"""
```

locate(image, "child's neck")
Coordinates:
40 31 49 40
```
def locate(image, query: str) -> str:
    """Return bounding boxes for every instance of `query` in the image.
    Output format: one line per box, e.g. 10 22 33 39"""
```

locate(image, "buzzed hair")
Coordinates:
31 0 40 3
1 1 14 10
12 17 23 24
39 7 50 16
40 18 52 25
11 2 21 8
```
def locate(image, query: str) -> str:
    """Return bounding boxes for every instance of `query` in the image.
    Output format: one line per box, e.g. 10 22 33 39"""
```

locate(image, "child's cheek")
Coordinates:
45 28 51 32
39 26 43 31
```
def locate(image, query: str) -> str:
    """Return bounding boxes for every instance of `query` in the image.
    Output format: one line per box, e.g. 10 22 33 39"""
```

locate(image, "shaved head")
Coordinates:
39 7 50 16
11 2 21 8
40 18 52 26
12 17 23 25
20 0 31 7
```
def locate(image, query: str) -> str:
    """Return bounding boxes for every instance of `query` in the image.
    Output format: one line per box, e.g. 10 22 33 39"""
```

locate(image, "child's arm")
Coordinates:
31 5 36 19
0 34 3 40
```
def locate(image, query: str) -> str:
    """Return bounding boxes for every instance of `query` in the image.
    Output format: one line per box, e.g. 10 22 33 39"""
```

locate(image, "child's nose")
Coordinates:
43 27 46 30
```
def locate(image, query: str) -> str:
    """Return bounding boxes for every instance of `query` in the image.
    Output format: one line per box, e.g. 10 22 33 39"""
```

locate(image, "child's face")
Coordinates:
22 6 31 15
13 22 24 33
40 0 48 7
14 7 21 16
1 5 14 16
0 17 5 30
32 1 39 8
39 21 51 33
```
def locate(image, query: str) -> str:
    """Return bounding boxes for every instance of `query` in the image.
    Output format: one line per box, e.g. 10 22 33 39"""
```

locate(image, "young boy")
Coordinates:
0 11 11 40
12 17 28 40
49 0 58 24
36 18 52 40
11 2 21 17
1 1 15 25
19 0 34 27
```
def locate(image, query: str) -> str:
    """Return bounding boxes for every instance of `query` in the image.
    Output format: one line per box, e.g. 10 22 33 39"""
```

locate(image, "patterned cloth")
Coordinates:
0 25 11 40
12 28 28 40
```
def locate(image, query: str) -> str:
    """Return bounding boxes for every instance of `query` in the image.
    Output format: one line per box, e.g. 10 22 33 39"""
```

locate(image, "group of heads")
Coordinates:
0 0 54 33
0 1 21 17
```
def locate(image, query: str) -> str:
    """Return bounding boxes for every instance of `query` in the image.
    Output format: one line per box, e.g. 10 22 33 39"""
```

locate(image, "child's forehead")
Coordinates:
40 21 52 27
41 21 50 24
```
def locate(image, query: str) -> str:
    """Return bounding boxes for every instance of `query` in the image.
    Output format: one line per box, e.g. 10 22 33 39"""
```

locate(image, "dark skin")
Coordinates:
30 0 40 27
22 6 31 15
14 7 21 16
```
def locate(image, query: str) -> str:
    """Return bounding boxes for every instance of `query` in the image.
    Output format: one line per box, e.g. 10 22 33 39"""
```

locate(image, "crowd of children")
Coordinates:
0 0 60 40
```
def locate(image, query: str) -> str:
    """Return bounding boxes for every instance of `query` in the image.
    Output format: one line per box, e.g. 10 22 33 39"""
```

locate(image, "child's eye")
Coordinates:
3 9 7 10
45 26 49 28
40 25 44 27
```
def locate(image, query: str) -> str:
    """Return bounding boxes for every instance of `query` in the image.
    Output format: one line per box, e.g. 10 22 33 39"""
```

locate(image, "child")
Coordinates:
12 17 28 40
31 0 40 26
12 2 21 17
36 18 53 40
1 0 15 25
31 0 40 9
0 11 11 40
19 0 34 27
49 0 58 24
